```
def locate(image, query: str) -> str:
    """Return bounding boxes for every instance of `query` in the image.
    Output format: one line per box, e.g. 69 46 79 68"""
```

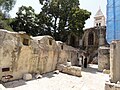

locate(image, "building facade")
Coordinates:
82 8 107 63
82 8 106 48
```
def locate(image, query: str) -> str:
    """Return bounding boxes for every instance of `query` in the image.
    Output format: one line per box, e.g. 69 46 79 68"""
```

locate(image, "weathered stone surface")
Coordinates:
110 40 120 83
98 46 110 71
31 36 58 74
0 29 79 82
23 73 32 81
57 64 82 77
56 41 79 66
105 81 120 90
0 30 58 81
56 41 68 65
56 64 65 72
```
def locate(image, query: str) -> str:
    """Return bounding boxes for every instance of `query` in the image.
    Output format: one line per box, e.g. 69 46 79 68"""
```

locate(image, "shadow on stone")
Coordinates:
3 80 26 88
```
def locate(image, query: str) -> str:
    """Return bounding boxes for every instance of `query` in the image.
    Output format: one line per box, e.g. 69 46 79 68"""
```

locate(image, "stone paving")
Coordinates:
3 64 109 90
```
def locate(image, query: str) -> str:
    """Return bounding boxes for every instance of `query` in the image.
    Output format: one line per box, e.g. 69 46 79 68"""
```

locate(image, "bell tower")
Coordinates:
94 8 105 27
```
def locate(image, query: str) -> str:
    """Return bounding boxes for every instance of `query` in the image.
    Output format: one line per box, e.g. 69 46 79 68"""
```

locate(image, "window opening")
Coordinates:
49 39 52 45
2 67 10 72
23 38 29 45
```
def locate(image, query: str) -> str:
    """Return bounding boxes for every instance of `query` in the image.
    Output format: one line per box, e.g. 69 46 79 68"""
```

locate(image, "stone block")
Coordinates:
57 64 82 77
105 81 120 90
23 73 32 81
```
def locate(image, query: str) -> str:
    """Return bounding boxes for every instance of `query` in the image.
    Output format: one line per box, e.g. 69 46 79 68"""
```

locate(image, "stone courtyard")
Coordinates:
2 64 109 90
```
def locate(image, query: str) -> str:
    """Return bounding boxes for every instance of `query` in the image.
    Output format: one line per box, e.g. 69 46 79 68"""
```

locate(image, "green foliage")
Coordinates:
11 0 91 42
10 6 37 35
0 11 13 31
11 5 53 36
0 0 16 12
39 0 91 41
0 0 16 31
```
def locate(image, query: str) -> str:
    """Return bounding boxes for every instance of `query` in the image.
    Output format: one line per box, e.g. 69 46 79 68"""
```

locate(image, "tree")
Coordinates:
0 0 16 31
35 12 53 36
0 11 13 31
0 0 16 12
10 6 37 36
11 0 91 43
39 0 91 42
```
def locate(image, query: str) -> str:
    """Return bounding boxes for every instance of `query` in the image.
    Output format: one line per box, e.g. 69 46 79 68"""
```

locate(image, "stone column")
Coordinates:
110 40 120 83
98 46 110 71
99 28 105 46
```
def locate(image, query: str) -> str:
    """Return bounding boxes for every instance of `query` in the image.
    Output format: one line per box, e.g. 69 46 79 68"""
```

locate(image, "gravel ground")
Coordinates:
3 64 109 90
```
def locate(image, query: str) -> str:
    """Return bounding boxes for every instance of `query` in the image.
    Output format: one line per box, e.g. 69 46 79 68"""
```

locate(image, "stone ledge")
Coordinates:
57 64 82 77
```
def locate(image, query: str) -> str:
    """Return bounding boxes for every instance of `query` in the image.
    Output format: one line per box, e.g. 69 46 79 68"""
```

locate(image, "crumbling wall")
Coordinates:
64 45 79 66
0 30 59 81
0 30 22 81
56 41 79 66
31 36 58 73
0 29 79 82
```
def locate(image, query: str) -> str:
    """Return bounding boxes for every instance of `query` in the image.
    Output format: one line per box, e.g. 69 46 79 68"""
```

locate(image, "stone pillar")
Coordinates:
98 46 110 71
110 40 120 83
99 29 105 46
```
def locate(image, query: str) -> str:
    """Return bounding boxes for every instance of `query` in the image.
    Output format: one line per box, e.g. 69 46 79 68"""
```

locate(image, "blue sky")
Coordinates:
9 0 107 28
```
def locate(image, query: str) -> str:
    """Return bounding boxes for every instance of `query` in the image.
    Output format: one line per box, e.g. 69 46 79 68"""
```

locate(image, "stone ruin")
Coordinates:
0 29 81 82
105 40 120 90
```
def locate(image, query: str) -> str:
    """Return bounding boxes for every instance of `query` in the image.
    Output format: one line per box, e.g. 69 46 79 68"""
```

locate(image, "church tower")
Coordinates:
94 8 105 27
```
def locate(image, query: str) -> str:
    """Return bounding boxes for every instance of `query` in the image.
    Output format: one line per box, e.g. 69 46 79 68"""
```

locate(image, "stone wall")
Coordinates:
56 41 79 66
56 41 68 65
0 30 59 81
98 46 110 71
0 29 79 82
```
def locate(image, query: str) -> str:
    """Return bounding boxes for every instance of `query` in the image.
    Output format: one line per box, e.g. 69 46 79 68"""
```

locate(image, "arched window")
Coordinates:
88 32 94 45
